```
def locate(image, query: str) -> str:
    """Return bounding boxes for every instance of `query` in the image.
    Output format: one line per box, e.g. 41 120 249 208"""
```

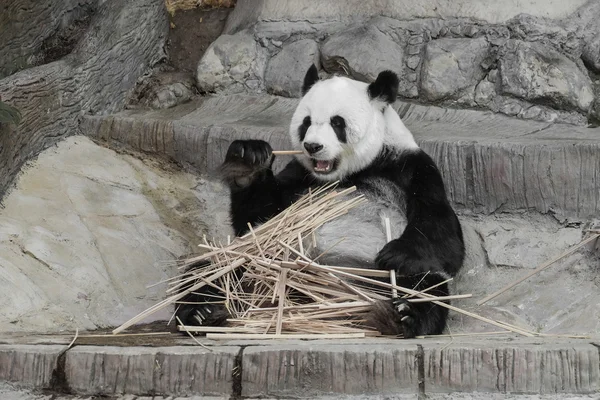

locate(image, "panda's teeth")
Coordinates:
314 160 332 172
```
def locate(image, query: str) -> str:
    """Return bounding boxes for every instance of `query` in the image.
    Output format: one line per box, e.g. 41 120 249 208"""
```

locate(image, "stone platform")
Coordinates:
1 333 599 398
81 94 600 221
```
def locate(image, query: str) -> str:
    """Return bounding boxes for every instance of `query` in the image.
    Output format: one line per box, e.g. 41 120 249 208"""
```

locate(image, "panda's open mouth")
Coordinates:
311 158 338 174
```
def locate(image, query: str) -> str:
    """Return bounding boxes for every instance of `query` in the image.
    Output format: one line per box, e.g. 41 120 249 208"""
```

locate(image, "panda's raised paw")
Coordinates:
221 140 275 187
368 298 420 339
225 140 274 169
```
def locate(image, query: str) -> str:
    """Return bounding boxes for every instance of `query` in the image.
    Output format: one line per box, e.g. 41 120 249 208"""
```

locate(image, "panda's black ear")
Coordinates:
302 64 320 96
368 70 399 104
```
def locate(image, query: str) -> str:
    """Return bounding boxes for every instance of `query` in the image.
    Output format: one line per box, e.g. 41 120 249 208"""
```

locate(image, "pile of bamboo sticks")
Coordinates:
111 182 596 340
112 183 468 338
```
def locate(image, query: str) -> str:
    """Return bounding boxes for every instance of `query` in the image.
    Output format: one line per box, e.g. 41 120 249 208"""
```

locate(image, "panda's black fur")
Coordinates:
176 65 465 338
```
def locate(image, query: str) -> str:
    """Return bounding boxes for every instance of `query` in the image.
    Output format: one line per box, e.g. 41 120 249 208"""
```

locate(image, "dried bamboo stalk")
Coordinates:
477 233 600 305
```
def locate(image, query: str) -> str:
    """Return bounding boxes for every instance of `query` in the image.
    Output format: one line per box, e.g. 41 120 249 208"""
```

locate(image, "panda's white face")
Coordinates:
289 77 384 181
289 71 418 181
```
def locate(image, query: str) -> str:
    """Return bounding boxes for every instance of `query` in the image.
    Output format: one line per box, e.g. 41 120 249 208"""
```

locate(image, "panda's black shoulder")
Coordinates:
353 146 448 202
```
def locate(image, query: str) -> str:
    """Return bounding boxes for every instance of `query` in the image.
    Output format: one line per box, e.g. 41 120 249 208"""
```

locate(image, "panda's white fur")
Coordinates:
289 76 418 183
289 75 418 267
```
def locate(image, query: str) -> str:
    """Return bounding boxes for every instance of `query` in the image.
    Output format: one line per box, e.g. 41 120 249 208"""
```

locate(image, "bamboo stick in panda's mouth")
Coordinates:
272 150 303 155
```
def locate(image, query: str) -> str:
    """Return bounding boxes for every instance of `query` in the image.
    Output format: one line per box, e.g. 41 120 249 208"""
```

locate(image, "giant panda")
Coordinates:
176 65 465 338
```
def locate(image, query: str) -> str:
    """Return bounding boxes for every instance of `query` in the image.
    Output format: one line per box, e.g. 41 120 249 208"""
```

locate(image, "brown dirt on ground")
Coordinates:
166 6 232 72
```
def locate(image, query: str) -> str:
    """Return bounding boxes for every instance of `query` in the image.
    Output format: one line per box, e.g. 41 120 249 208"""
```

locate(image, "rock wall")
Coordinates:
0 0 168 198
196 0 600 126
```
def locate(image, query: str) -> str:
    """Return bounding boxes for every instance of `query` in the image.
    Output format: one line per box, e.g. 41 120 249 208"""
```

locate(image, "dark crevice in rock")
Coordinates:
39 4 97 66
416 344 425 398
48 349 70 395
231 345 245 399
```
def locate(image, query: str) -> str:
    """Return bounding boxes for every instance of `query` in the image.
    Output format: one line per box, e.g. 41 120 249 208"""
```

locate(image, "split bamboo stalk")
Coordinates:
477 233 600 305
272 150 303 155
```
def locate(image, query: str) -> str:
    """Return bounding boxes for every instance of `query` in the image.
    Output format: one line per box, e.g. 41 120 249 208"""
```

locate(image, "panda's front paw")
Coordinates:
188 304 230 327
221 140 274 187
368 298 420 338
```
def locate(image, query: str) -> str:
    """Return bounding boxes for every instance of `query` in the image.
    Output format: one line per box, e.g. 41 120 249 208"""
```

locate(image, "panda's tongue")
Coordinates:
315 160 332 172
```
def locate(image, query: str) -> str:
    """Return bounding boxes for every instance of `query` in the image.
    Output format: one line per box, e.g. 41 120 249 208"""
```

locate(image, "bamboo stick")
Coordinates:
206 333 366 340
272 150 303 155
276 269 288 335
477 233 600 305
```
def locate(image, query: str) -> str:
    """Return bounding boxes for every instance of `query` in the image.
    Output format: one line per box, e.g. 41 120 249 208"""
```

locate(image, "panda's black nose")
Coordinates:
303 142 323 154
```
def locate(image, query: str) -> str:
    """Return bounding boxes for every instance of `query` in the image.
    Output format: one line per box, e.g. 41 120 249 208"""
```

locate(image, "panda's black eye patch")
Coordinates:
330 115 347 143
298 116 311 141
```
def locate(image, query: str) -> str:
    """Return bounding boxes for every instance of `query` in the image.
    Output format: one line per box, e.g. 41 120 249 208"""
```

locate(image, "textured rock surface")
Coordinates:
265 39 320 97
129 72 196 110
196 30 267 94
423 341 600 393
499 40 594 112
0 136 231 333
321 24 404 82
242 343 419 397
65 346 239 396
2 341 599 397
0 0 168 198
0 0 96 79
420 38 491 101
0 345 62 388
191 0 600 125
225 0 590 34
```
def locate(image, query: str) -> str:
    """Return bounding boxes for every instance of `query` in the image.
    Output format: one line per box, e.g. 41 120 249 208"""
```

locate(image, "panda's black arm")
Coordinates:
369 149 464 337
376 149 465 277
229 159 314 237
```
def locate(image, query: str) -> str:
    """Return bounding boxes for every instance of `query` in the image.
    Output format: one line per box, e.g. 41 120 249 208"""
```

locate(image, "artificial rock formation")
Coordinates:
0 0 168 197
195 0 600 125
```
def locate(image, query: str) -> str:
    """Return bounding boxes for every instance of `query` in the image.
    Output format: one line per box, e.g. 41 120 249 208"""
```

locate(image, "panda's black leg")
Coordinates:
174 260 233 328
368 271 450 338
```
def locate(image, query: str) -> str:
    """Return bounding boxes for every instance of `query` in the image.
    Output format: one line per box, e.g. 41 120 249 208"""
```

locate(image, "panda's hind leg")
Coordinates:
368 271 450 338
174 260 231 328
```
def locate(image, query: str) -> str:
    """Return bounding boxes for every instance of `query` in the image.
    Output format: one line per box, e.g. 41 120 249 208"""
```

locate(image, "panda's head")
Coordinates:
289 65 416 181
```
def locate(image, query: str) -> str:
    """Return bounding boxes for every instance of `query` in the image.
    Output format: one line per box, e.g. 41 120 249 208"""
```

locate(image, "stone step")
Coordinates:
80 94 600 221
1 337 599 397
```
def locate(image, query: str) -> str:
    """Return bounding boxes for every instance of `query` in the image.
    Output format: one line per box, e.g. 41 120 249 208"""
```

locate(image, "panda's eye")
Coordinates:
303 116 311 127
330 116 345 128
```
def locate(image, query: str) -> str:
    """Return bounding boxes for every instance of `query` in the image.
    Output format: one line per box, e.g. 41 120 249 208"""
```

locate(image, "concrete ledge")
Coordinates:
241 343 419 397
0 345 62 389
423 341 600 394
1 338 599 397
64 345 239 397
81 95 600 221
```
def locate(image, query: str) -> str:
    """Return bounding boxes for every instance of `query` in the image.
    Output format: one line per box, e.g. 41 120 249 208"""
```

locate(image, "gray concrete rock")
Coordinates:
265 39 320 97
0 0 96 79
0 136 231 333
582 33 600 73
242 343 419 397
0 0 168 199
225 0 590 34
321 24 404 82
420 38 491 101
129 72 196 110
423 341 600 393
499 40 594 112
196 30 267 94
65 346 238 396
